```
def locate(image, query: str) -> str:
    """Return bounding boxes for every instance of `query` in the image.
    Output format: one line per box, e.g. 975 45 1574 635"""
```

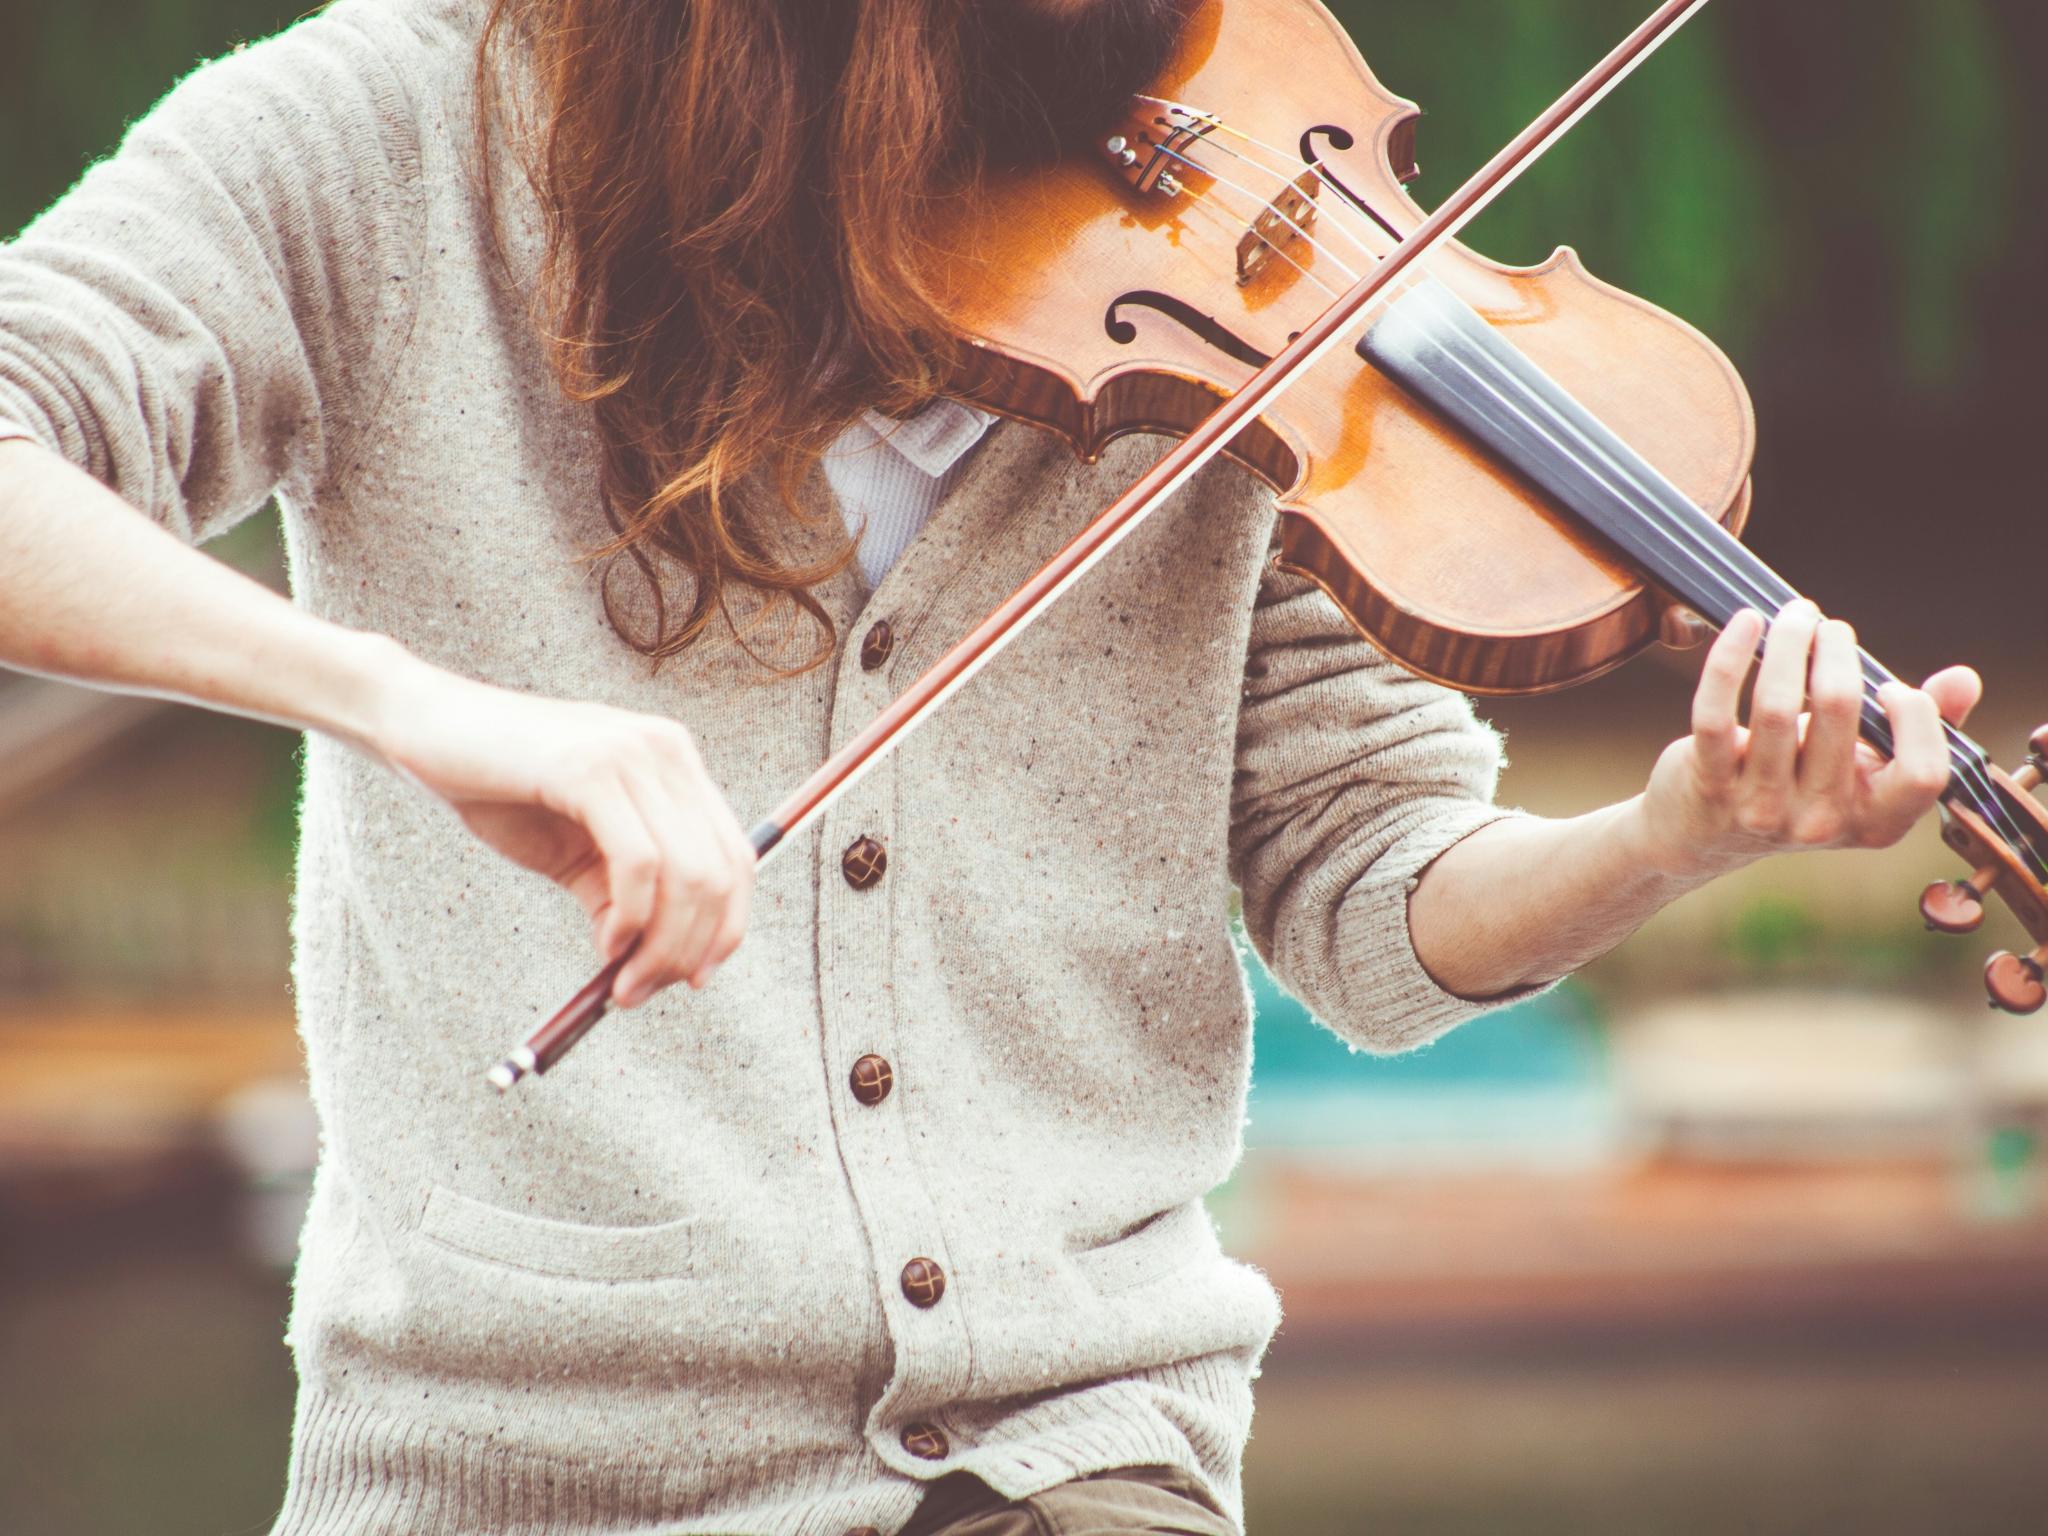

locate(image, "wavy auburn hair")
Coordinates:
476 0 1190 670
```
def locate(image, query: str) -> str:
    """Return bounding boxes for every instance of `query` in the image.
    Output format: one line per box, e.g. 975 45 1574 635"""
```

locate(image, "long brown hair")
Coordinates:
477 1 1190 669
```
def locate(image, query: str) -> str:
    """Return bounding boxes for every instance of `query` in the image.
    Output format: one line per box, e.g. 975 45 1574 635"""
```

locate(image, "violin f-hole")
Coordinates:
1103 290 1274 368
1301 125 1404 243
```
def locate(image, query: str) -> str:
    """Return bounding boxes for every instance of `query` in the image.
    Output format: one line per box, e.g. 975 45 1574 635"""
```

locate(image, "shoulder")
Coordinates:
299 0 485 63
141 0 484 141
75 0 499 244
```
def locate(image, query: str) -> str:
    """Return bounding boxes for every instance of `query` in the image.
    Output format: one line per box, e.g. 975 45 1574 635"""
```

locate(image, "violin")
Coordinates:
489 0 2048 1090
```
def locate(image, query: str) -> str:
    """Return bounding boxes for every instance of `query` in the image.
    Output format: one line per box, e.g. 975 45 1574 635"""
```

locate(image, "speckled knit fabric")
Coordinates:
0 3 1533 1532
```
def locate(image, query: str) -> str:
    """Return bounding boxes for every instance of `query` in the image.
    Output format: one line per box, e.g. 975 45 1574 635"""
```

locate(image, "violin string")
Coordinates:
1408 319 2035 864
1127 109 2033 864
1148 127 1827 636
1190 135 1390 267
1387 293 2025 850
1135 98 1404 265
1171 112 2015 786
1146 142 1356 295
1147 160 1348 304
1139 98 1416 265
1133 104 1450 294
1145 139 1446 333
1132 94 1405 235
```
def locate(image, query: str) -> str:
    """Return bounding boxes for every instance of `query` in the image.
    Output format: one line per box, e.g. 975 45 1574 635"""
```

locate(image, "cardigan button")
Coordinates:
850 1054 894 1106
859 620 894 671
901 1257 946 1308
901 1422 950 1460
842 836 887 890
843 1529 881 1536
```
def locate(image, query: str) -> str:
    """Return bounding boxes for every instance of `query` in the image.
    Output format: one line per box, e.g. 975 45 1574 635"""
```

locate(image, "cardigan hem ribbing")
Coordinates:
273 1357 1252 1536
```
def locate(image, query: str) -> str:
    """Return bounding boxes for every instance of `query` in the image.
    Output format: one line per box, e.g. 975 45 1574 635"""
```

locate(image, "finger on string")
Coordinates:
1691 608 1761 782
1870 681 1951 837
1659 603 1711 650
1747 599 1821 800
1921 663 1982 728
1797 618 1862 798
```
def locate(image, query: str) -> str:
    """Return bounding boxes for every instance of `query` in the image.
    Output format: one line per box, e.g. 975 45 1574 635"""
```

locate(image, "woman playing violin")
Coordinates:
0 1 1979 1531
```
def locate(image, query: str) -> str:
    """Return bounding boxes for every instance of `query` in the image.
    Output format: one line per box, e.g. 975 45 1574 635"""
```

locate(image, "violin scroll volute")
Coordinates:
1922 723 2048 1014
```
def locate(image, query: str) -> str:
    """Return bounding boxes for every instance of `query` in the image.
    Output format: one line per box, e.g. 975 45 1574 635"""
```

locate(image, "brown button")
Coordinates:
843 1529 881 1536
859 620 894 672
850 1054 894 1106
842 835 887 890
901 1257 946 1308
900 1422 949 1460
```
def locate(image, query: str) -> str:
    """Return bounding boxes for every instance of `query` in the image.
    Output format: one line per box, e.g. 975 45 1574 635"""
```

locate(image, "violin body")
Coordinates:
926 0 1754 694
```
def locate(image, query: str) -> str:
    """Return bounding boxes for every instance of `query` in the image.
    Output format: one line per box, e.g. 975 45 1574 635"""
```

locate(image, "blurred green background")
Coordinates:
4 3 2047 1535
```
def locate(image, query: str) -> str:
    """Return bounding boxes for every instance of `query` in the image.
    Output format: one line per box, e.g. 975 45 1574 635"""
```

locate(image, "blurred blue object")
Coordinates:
1241 940 1619 1167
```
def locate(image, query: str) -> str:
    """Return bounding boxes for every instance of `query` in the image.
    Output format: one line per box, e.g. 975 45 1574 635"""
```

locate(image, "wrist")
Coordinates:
1613 792 1745 890
321 628 429 759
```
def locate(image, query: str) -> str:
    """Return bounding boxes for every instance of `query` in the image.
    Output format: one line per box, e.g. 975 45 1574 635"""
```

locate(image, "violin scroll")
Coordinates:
1923 723 2048 1014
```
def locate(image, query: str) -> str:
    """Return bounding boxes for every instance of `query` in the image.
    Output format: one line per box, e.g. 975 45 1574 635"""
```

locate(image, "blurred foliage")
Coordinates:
1715 887 1975 992
1328 0 2028 398
1723 891 1827 974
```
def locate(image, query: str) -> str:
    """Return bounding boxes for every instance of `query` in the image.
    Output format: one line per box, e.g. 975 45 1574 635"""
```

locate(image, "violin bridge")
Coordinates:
1237 169 1321 286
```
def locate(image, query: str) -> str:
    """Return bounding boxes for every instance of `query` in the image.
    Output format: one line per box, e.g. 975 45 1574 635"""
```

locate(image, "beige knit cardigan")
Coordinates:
0 2 1530 1531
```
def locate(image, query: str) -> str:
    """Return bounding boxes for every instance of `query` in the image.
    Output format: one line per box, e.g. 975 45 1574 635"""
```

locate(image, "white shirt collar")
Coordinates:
859 398 998 478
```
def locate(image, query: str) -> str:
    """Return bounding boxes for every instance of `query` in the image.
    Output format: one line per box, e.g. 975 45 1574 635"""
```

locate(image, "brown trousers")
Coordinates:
898 1464 1236 1536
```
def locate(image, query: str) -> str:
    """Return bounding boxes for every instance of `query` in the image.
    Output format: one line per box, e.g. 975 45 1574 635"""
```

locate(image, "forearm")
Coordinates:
0 438 403 752
0 439 758 1008
1403 595 1974 1003
1406 797 1717 999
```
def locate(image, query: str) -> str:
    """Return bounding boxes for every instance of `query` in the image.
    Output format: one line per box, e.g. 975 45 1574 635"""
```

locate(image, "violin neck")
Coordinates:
1358 280 1964 760
1356 279 2042 880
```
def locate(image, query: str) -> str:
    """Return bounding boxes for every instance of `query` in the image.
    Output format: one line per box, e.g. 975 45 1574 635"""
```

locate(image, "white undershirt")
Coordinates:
821 398 997 588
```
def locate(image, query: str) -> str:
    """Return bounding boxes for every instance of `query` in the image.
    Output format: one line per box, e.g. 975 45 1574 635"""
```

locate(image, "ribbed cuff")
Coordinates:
1330 802 1563 1054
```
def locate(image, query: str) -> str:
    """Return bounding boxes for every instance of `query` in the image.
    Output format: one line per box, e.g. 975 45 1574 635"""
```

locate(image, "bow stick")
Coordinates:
487 0 1714 1090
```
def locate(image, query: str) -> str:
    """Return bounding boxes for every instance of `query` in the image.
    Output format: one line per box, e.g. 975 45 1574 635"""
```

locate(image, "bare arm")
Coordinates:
0 438 752 1007
0 438 393 745
1409 601 1978 999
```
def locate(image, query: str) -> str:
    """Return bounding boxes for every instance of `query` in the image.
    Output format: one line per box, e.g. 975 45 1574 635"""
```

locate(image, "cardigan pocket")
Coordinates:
1071 1202 1219 1297
417 1183 699 1284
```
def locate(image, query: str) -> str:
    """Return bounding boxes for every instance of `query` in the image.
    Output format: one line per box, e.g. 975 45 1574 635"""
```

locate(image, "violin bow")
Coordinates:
487 0 1714 1090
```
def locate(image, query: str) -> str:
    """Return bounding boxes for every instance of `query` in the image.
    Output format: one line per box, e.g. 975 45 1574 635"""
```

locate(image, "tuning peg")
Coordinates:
2014 724 2048 792
1985 947 2048 1015
1921 865 1999 933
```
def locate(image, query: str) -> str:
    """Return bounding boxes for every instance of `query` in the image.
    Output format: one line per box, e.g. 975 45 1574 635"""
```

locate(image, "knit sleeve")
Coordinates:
0 0 427 545
1228 560 1558 1054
